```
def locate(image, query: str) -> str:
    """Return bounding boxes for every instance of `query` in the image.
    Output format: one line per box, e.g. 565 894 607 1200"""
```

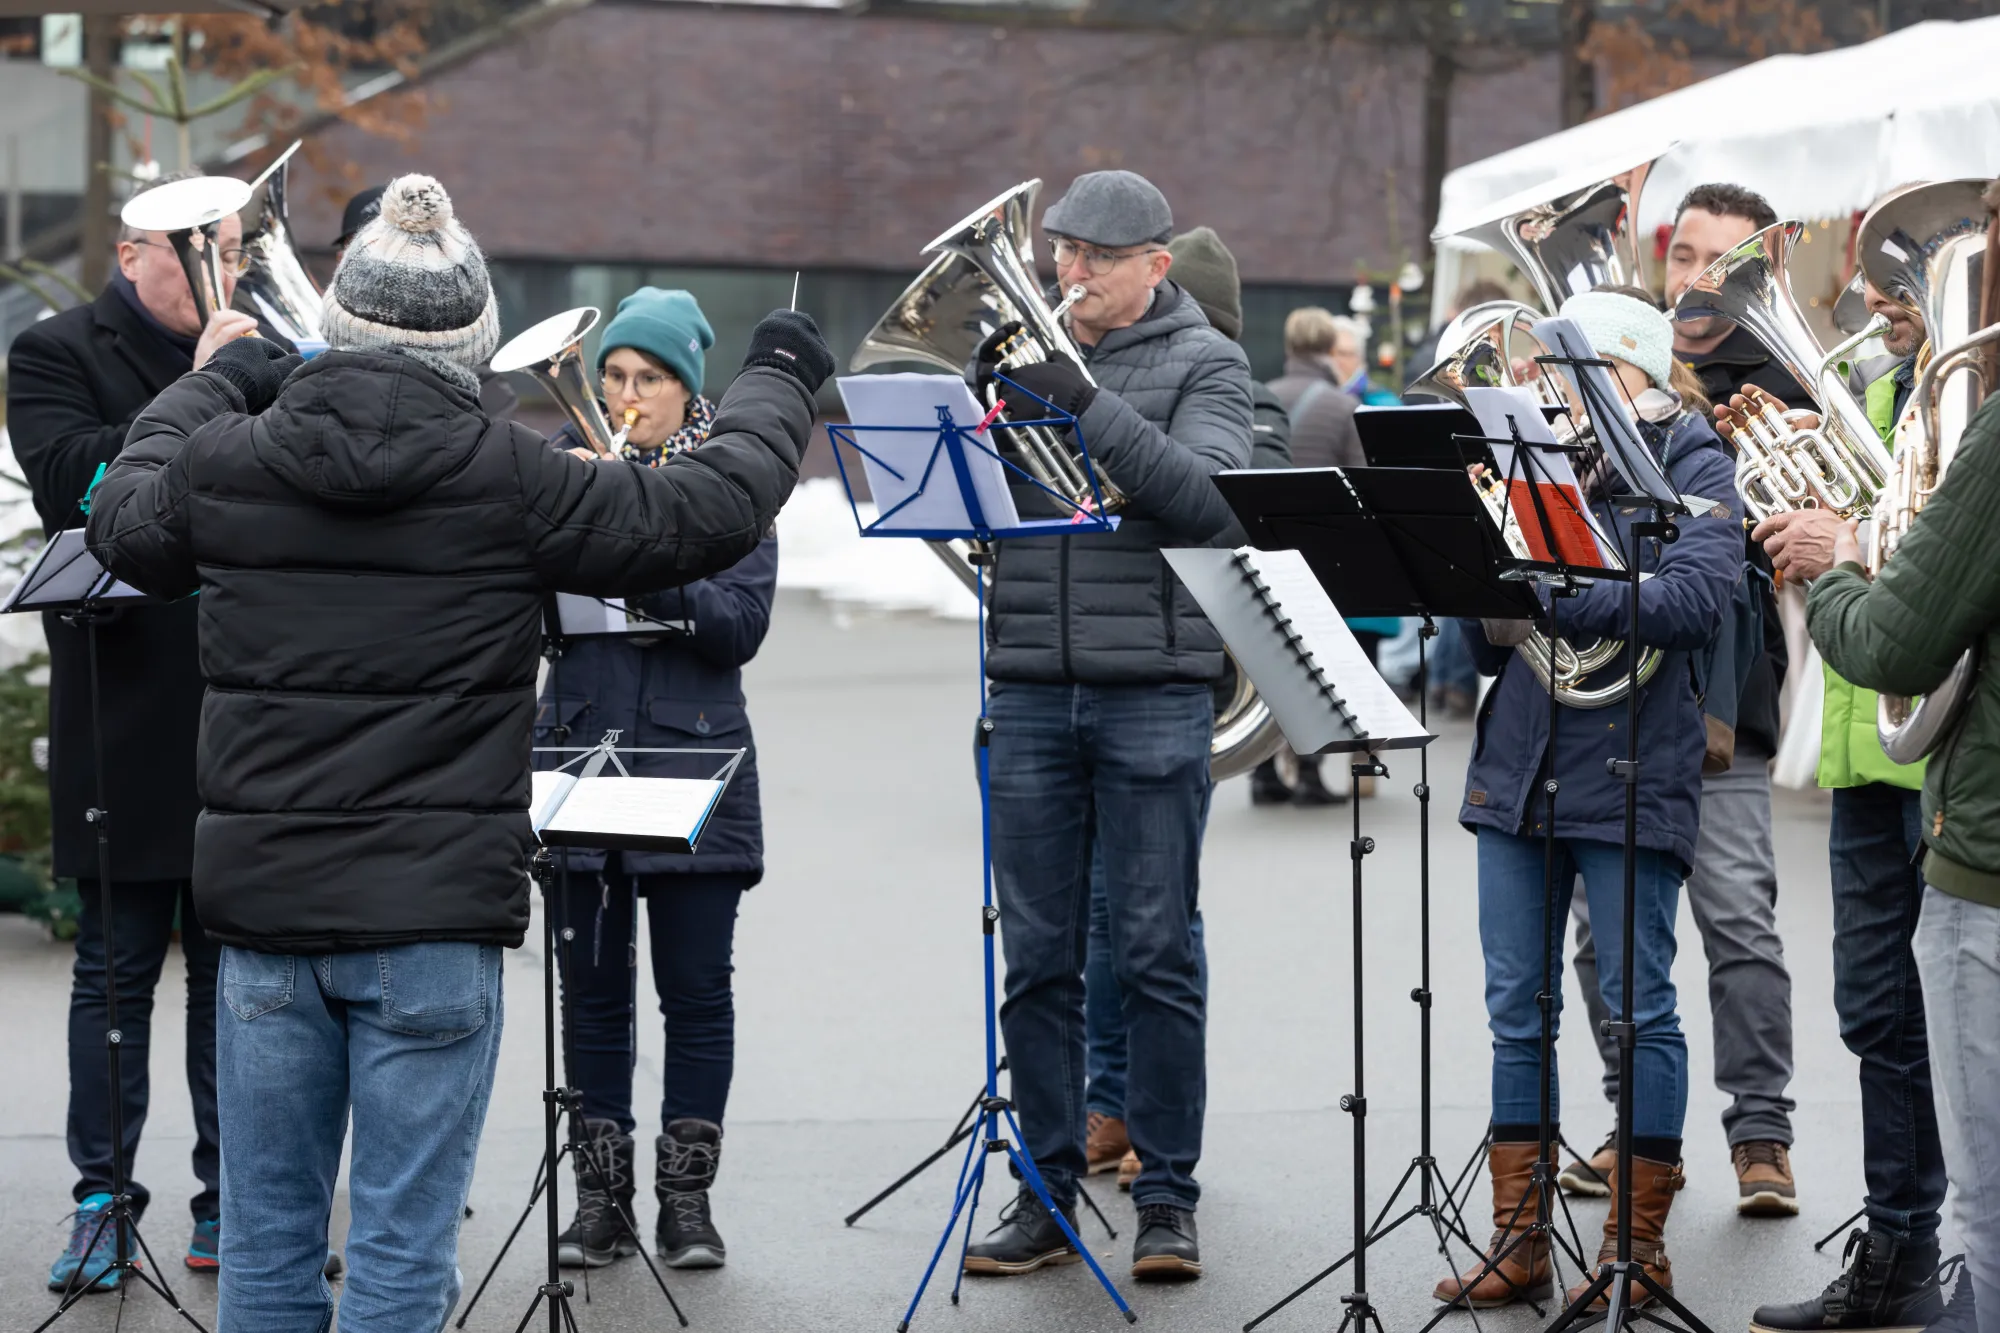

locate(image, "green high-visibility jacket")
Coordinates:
1815 369 1926 790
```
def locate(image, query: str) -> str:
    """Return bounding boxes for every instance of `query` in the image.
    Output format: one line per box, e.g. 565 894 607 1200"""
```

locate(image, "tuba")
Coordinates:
1420 153 1665 709
238 141 327 355
855 181 1121 513
1672 220 1893 523
491 307 619 455
858 184 1283 781
1859 180 1998 762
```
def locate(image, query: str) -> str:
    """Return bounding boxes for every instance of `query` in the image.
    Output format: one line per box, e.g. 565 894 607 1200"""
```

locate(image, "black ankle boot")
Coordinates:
1751 1230 1943 1333
1249 758 1292 806
962 1186 1080 1276
655 1119 725 1268
557 1118 637 1268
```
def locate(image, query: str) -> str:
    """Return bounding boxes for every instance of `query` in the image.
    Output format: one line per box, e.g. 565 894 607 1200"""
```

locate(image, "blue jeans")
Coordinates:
1476 826 1689 1139
1829 782 1947 1241
1084 841 1210 1121
988 680 1210 1211
67 879 220 1222
216 942 504 1333
559 864 747 1131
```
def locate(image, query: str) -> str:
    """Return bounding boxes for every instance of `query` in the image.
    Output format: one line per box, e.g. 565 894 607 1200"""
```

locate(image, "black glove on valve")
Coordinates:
994 355 1096 424
743 310 835 395
205 336 303 414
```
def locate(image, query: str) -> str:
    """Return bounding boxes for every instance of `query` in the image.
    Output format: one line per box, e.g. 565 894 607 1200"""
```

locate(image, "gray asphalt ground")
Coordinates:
0 590 1949 1332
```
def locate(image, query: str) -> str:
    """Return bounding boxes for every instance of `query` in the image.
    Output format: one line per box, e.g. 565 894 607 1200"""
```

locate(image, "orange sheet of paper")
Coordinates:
1505 479 1607 569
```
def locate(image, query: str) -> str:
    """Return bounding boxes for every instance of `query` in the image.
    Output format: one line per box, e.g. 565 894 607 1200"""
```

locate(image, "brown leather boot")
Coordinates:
1085 1113 1129 1175
1565 1155 1685 1308
1432 1141 1556 1309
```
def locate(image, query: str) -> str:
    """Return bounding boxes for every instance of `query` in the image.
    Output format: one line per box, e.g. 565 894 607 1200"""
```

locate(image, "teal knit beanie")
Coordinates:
597 287 714 397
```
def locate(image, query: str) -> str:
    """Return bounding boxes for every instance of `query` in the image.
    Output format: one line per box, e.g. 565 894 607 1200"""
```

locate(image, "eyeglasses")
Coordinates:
1049 237 1163 276
129 238 251 277
601 366 680 399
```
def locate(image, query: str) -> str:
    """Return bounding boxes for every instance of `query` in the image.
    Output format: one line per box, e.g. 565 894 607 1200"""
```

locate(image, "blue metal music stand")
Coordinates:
826 377 1136 1328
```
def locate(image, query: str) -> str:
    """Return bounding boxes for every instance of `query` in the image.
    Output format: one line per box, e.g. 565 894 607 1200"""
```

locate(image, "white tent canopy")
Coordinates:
1435 17 2000 253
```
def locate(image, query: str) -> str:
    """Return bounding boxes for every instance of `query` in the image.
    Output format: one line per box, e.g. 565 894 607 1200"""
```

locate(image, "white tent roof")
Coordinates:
1435 17 2000 244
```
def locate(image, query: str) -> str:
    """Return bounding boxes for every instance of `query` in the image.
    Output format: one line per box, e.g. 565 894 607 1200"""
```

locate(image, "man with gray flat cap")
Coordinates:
960 168 1253 1284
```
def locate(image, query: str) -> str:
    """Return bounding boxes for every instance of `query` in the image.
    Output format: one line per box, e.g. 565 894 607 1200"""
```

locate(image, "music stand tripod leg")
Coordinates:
34 607 208 1333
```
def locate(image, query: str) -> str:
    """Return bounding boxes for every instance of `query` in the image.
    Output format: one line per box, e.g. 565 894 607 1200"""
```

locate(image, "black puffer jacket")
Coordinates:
85 349 811 953
987 281 1253 684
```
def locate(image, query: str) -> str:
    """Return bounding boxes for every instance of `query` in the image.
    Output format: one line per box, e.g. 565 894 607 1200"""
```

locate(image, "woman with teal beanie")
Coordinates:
537 288 772 1271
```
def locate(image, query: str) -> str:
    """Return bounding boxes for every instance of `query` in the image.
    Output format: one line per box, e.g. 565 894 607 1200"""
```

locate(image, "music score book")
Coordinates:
1163 546 1430 757
1463 385 1614 572
531 770 725 855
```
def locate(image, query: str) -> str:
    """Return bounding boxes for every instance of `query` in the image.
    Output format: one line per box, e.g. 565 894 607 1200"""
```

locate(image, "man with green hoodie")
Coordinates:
1749 272 1956 1333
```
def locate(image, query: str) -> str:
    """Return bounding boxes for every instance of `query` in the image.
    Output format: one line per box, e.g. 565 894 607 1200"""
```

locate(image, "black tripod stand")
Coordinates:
455 630 687 1332
1243 624 1484 1333
35 602 207 1332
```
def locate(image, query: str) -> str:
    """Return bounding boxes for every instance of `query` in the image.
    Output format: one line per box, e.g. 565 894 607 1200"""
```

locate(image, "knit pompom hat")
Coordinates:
1556 289 1675 391
321 174 499 374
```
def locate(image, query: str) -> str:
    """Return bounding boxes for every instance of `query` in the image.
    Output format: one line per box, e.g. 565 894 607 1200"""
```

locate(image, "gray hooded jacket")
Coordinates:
987 281 1254 683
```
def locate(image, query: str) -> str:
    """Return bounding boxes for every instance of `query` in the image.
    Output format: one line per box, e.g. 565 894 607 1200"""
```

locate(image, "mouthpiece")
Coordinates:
1051 284 1088 321
609 407 639 449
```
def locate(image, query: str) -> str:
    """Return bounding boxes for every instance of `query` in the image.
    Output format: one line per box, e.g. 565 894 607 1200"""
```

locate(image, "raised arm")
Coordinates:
1079 337 1254 541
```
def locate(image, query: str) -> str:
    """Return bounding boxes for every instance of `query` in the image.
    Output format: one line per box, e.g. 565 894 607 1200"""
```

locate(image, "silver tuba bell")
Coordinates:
238 141 327 355
1420 152 1666 709
491 307 619 455
1858 179 1998 763
118 174 252 330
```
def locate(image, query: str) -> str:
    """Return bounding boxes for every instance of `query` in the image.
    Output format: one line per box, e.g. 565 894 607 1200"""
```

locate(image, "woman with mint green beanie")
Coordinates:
537 288 768 1272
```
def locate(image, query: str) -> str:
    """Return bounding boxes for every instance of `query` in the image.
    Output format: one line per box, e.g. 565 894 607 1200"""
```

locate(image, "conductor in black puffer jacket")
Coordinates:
85 174 831 1333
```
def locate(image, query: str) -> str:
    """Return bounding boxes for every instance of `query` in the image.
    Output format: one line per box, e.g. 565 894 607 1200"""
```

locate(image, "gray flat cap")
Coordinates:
1042 170 1173 248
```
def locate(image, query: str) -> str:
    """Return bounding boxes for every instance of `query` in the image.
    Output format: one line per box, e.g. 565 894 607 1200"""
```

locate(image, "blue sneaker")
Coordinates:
186 1218 220 1271
48 1193 125 1293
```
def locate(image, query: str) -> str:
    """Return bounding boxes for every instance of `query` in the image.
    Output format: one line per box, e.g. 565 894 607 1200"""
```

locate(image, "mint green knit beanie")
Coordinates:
597 288 714 397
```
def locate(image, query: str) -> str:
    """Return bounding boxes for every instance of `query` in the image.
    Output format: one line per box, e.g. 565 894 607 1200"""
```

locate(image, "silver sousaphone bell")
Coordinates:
119 174 253 331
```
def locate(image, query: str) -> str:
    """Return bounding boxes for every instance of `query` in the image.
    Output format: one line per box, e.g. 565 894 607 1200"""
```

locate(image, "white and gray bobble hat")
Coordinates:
321 174 499 373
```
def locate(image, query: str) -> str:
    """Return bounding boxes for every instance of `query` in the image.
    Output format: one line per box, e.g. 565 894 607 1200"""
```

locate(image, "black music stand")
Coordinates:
454 605 701 1333
1212 465 1567 1332
2 532 205 1333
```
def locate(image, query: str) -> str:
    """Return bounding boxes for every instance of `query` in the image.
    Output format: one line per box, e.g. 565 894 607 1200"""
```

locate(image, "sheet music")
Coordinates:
835 374 1021 532
1237 548 1429 745
530 770 577 833
552 593 687 638
538 775 724 845
1 529 148 612
1464 386 1616 570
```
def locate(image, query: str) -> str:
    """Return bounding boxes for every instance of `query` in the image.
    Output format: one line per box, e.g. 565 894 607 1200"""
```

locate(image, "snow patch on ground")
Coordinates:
774 477 977 621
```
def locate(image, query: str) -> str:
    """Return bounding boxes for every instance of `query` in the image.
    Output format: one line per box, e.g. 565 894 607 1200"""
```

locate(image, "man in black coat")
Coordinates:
7 172 264 1285
85 173 830 1333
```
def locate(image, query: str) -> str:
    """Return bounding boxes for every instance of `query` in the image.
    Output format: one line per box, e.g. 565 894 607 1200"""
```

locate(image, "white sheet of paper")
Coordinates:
1238 548 1428 745
530 770 577 833
835 374 1020 532
538 775 724 844
1463 386 1617 567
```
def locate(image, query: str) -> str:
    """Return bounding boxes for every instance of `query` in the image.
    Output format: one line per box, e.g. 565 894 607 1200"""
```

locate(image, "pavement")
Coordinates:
0 590 1947 1332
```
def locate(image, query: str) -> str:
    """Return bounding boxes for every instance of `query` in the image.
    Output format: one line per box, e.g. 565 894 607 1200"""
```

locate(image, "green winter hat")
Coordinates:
1166 226 1242 341
597 287 714 397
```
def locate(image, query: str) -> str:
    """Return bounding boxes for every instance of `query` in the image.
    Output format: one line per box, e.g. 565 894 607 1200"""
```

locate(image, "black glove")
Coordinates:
971 321 1027 397
742 310 835 395
993 354 1096 423
204 336 303 414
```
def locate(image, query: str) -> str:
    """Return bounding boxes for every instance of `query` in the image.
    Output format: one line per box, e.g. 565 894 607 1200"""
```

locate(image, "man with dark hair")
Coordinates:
1664 183 1803 405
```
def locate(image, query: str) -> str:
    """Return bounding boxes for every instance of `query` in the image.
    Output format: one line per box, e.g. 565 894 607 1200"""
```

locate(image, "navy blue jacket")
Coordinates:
1458 413 1742 870
536 519 776 883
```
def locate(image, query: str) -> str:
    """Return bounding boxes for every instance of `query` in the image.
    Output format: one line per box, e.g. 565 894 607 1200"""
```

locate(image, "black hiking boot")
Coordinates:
1131 1203 1201 1281
557 1117 638 1268
1751 1230 1943 1333
962 1186 1080 1276
1927 1257 1976 1333
655 1118 726 1268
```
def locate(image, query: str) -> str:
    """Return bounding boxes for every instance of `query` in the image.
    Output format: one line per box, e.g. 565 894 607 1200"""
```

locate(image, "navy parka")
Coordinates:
1458 412 1743 870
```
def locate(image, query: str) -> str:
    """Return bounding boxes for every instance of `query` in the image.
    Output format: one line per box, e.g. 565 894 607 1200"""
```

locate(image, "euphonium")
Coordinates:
490 307 618 455
1859 180 1998 762
1672 220 1892 523
854 181 1122 513
239 143 326 354
1421 154 1665 709
117 174 250 331
862 184 1282 781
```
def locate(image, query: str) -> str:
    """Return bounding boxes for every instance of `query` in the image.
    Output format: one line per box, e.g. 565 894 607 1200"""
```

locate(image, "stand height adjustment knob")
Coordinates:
86 807 106 825
1412 782 1429 799
981 905 999 934
1543 778 1560 796
1340 1094 1366 1116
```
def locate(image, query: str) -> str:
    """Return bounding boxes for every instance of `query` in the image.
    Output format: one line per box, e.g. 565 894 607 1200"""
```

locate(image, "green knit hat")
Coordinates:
597 288 714 397
1166 226 1242 341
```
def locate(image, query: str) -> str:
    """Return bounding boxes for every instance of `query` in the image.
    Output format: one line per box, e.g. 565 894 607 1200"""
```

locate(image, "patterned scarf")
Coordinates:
621 394 716 466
